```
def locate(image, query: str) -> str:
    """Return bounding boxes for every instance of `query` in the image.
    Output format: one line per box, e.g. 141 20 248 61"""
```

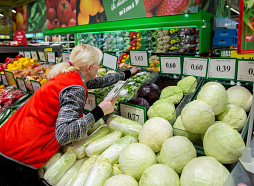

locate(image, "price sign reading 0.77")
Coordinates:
84 93 97 111
130 50 149 67
127 112 140 122
183 57 208 77
237 60 254 82
208 58 236 80
161 57 181 75
120 102 146 124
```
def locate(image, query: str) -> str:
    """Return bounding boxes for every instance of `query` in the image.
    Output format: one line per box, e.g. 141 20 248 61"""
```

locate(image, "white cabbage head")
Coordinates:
181 100 215 134
203 122 245 164
160 136 197 174
139 117 173 153
139 164 179 186
104 174 138 186
227 86 253 112
197 82 228 115
180 156 230 186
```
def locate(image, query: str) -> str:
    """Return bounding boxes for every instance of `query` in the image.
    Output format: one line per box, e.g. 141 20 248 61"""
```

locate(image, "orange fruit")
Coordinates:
78 12 90 25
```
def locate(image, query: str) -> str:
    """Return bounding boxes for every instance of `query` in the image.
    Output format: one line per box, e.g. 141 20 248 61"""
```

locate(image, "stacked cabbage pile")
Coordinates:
39 111 241 186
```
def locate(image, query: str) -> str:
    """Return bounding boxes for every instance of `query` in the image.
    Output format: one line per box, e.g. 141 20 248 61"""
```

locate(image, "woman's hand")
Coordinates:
98 94 119 115
130 67 141 76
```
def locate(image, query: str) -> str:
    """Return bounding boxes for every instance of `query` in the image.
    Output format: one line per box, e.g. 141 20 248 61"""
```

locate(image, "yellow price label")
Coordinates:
46 48 53 52
231 50 254 59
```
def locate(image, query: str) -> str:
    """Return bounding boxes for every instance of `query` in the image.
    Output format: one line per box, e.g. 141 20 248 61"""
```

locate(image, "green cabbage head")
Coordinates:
147 99 175 121
160 136 197 174
159 86 183 104
180 156 230 186
181 100 215 134
197 82 227 115
227 86 253 112
139 164 179 186
203 122 245 164
177 76 197 95
218 104 247 132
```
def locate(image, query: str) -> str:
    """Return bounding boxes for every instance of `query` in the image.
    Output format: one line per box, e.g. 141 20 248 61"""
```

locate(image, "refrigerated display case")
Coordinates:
45 34 75 53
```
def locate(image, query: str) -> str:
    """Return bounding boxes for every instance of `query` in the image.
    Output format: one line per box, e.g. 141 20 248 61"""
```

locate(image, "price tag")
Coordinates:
104 81 127 100
183 57 208 77
38 51 46 62
208 58 236 80
237 60 254 82
130 50 149 67
4 71 16 86
1 74 8 86
119 102 146 124
16 77 27 92
47 52 56 63
31 80 41 92
62 53 71 63
102 53 118 70
160 56 181 75
24 51 31 58
31 51 38 60
19 51 24 56
84 93 97 111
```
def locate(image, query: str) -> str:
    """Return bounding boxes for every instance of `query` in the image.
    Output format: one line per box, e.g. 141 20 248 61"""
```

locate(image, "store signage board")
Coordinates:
13 30 27 46
3 71 16 86
31 80 41 92
1 74 8 86
38 51 46 62
160 56 181 75
237 59 254 82
19 51 24 56
119 102 146 124
62 53 71 63
24 51 31 58
183 57 208 77
31 51 38 60
47 52 56 63
16 77 27 92
102 53 118 71
130 50 149 67
84 93 97 112
208 58 236 80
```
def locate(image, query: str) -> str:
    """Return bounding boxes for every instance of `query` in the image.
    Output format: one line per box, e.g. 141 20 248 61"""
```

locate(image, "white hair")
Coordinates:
47 44 103 79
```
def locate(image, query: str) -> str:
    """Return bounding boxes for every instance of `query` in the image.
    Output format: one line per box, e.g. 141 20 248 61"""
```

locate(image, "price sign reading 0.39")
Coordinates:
84 93 97 111
160 57 181 75
208 58 236 80
119 102 146 124
237 60 254 82
130 50 148 67
183 57 208 77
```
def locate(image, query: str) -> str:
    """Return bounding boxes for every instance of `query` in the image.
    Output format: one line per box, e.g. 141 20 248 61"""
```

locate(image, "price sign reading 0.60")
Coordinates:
190 64 203 71
183 57 208 77
237 60 254 82
216 65 231 73
166 62 176 69
208 58 236 80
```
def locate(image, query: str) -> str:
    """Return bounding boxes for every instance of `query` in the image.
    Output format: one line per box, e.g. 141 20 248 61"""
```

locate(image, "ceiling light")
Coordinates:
0 14 3 17
12 10 16 13
230 8 239 14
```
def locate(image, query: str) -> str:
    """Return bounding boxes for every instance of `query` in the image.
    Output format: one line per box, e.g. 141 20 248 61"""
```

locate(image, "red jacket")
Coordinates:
0 71 88 168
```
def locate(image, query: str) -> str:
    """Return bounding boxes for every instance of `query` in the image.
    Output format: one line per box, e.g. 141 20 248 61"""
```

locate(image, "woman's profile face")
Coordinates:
90 62 100 80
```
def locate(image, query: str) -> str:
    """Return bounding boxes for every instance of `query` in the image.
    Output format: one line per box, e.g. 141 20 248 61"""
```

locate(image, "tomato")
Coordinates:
50 0 59 10
46 0 50 8
72 9 76 19
46 19 53 29
57 0 72 25
52 18 60 28
68 18 76 27
70 0 76 10
47 7 56 22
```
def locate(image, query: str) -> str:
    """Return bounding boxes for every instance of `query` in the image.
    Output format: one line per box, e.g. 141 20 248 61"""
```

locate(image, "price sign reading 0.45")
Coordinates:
237 60 254 82
130 50 148 67
208 58 236 80
183 57 208 77
160 57 181 75
84 93 97 111
119 102 146 124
